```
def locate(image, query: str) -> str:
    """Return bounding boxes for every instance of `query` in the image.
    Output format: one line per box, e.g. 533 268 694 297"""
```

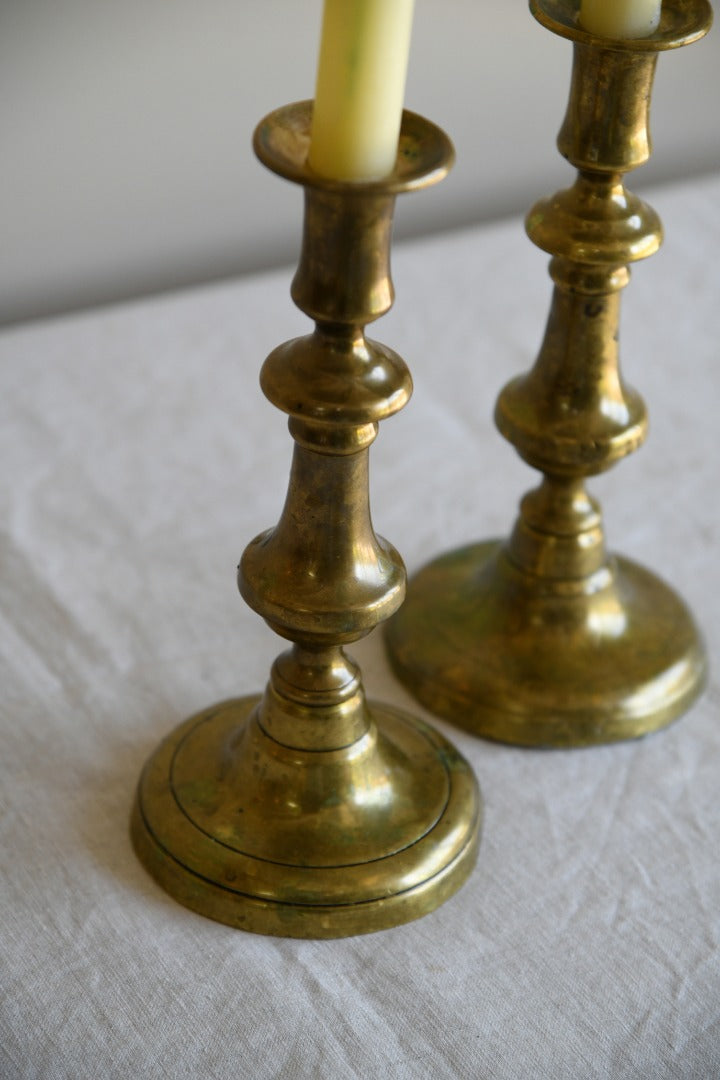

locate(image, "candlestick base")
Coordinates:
386 541 705 747
132 695 480 937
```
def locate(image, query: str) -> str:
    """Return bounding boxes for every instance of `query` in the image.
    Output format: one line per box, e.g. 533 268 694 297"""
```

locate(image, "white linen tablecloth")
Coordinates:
1 173 719 1079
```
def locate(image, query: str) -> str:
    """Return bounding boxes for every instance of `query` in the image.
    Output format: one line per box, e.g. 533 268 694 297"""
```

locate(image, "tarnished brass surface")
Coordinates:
132 696 479 937
386 541 705 748
386 0 710 748
132 103 481 936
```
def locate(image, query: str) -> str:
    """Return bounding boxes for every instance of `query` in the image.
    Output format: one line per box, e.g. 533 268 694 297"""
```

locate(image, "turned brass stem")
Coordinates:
558 47 657 172
500 0 712 584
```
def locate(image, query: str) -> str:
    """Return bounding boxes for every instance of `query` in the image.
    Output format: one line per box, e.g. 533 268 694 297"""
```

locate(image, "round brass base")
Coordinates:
131 696 481 938
385 541 706 748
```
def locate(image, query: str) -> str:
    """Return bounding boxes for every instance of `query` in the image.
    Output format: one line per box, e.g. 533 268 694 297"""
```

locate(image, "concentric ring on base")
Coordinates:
385 541 706 748
131 696 481 938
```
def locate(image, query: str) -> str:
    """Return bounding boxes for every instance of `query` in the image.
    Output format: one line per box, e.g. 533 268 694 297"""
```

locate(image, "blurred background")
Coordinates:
2 0 718 326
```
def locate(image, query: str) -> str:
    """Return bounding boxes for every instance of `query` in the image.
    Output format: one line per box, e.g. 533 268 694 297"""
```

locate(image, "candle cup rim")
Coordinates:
253 101 454 194
530 0 712 49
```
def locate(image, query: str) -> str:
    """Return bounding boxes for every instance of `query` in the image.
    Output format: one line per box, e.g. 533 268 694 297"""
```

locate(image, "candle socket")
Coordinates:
131 102 481 936
385 0 711 747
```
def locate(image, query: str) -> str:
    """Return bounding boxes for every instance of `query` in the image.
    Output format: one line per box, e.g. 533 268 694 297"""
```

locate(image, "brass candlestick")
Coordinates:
386 0 711 748
131 102 481 938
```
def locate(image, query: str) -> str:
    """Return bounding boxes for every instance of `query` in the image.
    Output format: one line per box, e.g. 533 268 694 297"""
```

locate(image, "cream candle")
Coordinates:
308 0 416 182
579 0 661 38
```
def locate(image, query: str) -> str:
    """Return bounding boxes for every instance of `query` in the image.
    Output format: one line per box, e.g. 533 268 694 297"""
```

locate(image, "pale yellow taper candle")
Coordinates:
579 0 662 38
308 0 416 182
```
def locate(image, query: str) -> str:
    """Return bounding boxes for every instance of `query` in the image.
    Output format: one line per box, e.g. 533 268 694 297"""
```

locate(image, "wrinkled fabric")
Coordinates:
1 175 719 1080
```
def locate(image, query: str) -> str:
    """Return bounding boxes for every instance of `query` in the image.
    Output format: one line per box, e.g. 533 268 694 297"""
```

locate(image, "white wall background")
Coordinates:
2 0 719 325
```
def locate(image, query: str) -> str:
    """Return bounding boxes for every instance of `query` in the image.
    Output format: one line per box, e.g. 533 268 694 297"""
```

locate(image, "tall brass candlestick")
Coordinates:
386 0 711 747
131 103 481 937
